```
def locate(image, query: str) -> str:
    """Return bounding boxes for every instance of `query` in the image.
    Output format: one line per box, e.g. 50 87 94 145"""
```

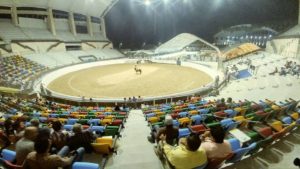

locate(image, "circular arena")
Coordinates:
0 1 299 169
48 63 213 98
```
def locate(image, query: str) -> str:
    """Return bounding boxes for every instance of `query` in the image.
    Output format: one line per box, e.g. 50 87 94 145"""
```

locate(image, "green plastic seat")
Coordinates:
206 122 221 128
115 115 126 120
86 115 96 119
77 119 88 125
105 126 120 138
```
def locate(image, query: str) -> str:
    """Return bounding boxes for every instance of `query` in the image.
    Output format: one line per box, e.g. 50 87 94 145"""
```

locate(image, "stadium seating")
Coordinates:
0 55 48 88
143 97 299 168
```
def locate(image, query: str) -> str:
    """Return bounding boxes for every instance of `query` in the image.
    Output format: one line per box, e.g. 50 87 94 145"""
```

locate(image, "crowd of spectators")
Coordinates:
150 121 233 169
1 116 89 168
269 60 300 77
0 93 128 168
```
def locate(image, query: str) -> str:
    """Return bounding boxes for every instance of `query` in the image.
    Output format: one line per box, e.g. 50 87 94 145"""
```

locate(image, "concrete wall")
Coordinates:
81 42 112 50
11 42 66 54
266 38 299 58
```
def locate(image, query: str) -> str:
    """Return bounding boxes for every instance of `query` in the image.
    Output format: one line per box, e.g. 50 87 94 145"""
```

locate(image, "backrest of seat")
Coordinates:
178 128 191 138
228 138 241 151
72 162 100 169
91 143 110 154
205 153 233 169
1 149 16 162
190 125 206 134
227 142 256 163
191 115 202 125
258 127 273 138
96 136 113 147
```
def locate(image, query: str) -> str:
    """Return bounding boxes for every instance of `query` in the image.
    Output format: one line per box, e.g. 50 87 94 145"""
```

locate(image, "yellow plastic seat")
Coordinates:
71 112 79 115
233 116 247 127
91 143 111 154
148 117 159 124
189 110 198 115
155 111 165 116
41 113 49 117
290 112 299 120
95 112 104 115
178 117 191 126
101 119 112 125
105 115 115 119
96 136 113 148
11 115 20 121
270 121 283 132
105 107 113 111
271 105 280 111
58 118 67 124
75 115 86 119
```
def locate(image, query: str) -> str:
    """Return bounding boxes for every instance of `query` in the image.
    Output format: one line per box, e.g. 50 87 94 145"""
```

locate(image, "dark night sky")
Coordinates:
105 0 298 49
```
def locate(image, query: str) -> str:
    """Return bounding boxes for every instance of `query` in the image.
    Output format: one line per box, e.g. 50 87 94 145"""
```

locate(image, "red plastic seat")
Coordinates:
190 125 207 134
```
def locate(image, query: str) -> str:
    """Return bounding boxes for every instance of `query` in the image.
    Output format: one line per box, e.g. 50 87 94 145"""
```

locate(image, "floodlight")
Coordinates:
145 0 151 6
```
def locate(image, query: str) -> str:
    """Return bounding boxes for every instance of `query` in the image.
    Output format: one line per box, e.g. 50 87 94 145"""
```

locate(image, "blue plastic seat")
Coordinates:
1 149 16 162
146 113 156 119
67 118 78 125
224 109 237 118
90 126 105 133
191 115 202 125
25 121 31 127
32 112 41 117
72 162 100 169
281 116 292 124
198 108 209 114
39 117 48 123
189 105 196 110
226 142 257 163
172 120 180 127
228 138 241 151
220 119 238 132
104 112 111 115
178 111 188 118
178 128 191 138
88 119 100 126
63 125 73 131
49 114 59 118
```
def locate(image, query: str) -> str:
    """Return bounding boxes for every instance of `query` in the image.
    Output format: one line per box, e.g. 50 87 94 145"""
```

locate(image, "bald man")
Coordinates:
16 126 38 165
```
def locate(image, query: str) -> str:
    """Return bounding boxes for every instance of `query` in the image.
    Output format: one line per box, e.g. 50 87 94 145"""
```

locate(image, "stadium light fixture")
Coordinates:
145 0 151 6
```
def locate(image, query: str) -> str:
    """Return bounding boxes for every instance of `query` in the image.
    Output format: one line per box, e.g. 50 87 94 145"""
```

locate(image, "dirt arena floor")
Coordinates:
47 63 213 98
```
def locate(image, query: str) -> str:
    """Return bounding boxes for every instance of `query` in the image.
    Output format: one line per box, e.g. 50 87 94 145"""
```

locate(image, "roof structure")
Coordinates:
0 0 118 17
278 24 300 37
155 33 218 54
215 24 278 37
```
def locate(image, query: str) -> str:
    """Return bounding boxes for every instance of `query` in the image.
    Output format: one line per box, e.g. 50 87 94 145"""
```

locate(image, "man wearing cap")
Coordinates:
148 115 179 145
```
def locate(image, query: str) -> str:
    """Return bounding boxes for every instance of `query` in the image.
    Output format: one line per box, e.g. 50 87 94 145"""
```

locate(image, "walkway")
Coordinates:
106 109 163 169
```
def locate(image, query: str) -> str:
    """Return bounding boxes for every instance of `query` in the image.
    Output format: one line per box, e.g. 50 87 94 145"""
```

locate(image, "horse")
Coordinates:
134 67 142 75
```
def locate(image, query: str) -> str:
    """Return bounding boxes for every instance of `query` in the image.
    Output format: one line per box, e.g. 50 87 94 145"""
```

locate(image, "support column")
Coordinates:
297 39 300 60
299 0 300 24
69 12 77 36
47 8 56 36
11 6 18 26
100 17 107 39
87 16 93 36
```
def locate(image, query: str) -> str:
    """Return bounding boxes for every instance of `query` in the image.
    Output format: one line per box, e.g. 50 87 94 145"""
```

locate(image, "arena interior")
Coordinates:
0 0 300 169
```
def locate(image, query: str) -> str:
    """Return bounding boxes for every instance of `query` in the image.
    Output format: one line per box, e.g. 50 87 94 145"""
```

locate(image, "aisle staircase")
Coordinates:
106 109 163 169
